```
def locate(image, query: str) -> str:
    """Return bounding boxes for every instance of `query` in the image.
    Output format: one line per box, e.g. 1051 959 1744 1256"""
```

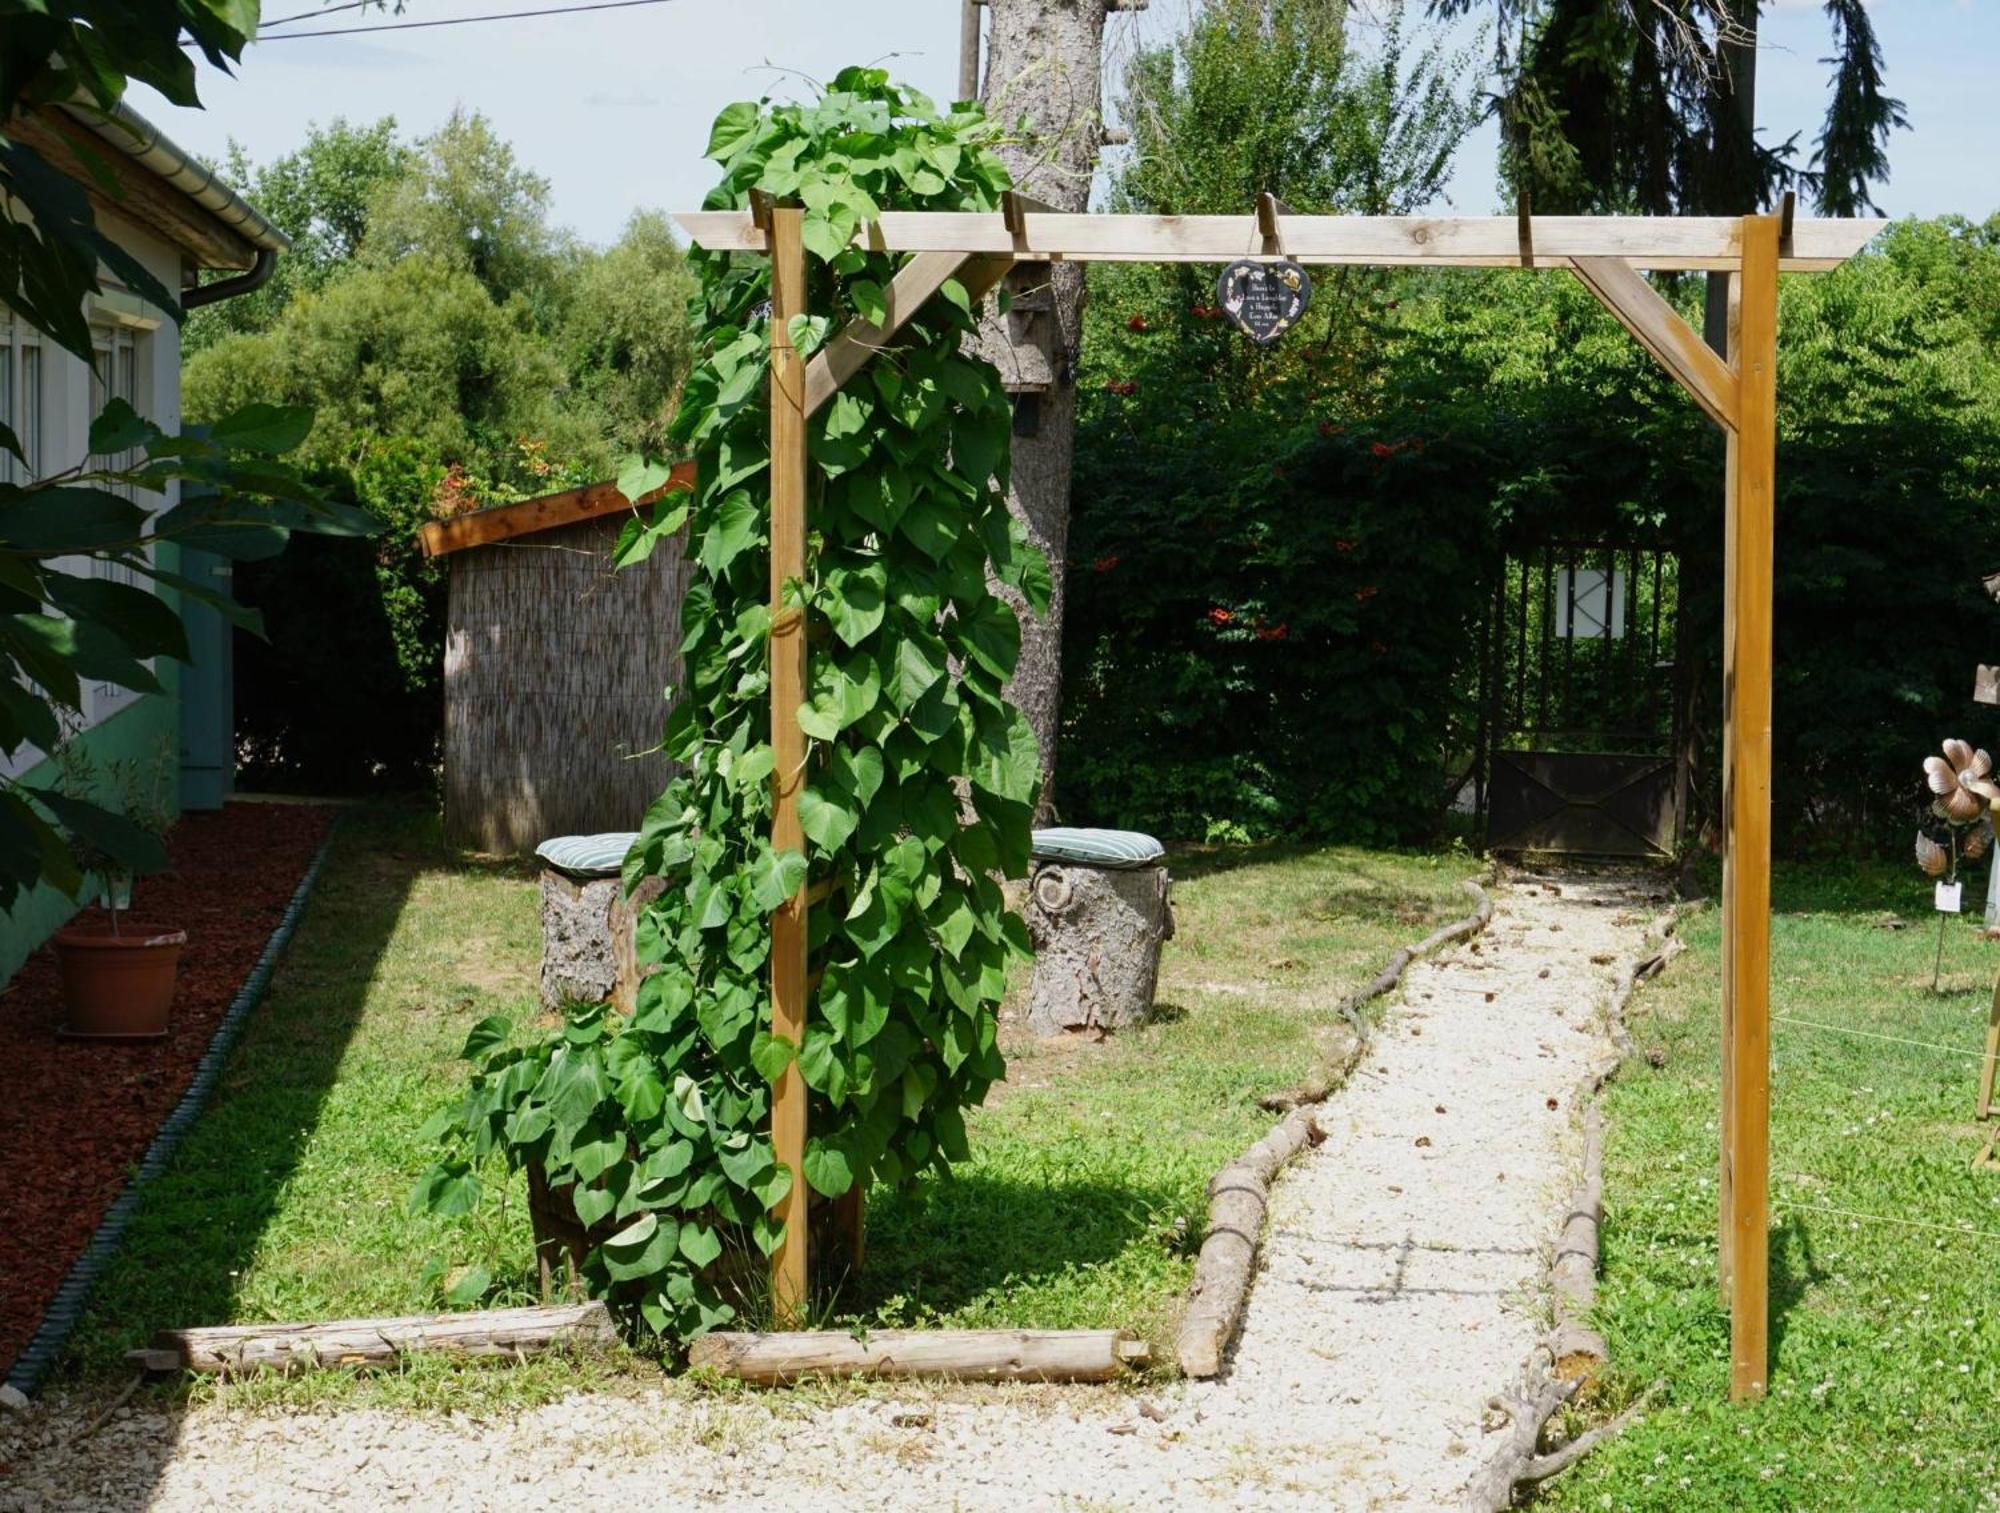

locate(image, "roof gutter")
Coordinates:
52 97 291 262
182 247 278 308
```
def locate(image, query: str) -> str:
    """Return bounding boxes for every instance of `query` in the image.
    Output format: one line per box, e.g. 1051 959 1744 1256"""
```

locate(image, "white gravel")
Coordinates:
0 869 1661 1513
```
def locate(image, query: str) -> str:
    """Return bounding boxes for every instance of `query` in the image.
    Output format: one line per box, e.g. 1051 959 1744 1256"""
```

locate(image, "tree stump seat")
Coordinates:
535 832 654 1014
1024 828 1173 1037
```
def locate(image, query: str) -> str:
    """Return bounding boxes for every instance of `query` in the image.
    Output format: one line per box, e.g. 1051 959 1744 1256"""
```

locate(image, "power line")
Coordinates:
253 0 678 40
259 0 373 30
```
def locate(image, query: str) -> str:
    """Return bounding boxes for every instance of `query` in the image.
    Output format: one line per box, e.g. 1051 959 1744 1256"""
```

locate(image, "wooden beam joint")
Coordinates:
1571 256 1739 432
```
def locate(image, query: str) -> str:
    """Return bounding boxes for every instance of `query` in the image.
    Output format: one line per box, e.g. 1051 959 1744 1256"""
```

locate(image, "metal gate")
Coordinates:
1476 542 1685 858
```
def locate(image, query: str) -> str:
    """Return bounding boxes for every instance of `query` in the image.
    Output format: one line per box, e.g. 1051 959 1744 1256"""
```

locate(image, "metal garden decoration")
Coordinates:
1914 739 1996 992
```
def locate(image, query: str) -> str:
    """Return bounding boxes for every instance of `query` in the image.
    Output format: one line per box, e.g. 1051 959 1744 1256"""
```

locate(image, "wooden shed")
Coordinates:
417 468 693 855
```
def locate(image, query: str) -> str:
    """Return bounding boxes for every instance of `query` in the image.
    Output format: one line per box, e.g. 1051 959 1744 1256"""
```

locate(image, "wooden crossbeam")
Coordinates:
1571 257 1739 431
803 251 1014 419
675 210 1883 273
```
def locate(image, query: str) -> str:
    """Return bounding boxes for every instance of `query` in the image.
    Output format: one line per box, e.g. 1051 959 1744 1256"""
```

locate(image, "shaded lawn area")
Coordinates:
1543 861 2000 1511
65 808 1478 1400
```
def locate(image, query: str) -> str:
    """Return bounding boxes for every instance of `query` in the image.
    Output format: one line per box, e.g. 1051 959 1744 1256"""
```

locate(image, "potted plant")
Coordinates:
50 740 184 1040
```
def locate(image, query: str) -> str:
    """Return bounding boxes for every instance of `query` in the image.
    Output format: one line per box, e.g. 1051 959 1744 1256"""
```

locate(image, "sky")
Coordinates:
130 0 2000 250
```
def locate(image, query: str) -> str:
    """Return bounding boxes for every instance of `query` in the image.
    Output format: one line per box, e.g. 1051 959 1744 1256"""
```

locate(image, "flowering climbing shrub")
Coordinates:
413 71 1047 1340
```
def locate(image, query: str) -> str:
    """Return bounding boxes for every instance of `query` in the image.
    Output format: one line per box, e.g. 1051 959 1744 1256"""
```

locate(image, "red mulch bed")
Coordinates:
0 802 333 1378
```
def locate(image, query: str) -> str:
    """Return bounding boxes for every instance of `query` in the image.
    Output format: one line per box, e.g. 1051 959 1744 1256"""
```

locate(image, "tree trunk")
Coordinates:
978 0 1110 818
1702 2 1761 355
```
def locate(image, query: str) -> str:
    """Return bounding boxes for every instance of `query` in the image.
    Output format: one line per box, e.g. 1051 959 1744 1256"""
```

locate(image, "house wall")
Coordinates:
0 211 191 982
443 518 689 854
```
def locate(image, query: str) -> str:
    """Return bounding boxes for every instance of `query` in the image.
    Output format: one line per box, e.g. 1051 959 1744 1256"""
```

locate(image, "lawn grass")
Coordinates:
1542 860 2000 1511
65 807 1479 1407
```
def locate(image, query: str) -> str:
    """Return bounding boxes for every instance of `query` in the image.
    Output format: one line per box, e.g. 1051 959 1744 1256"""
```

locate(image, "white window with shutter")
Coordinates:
84 318 156 725
0 312 46 485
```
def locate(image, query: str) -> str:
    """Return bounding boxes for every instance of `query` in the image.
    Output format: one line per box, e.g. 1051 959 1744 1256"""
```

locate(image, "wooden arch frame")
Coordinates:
672 198 1884 1402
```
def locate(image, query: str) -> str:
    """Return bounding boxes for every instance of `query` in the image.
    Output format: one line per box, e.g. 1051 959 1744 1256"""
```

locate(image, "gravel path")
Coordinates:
0 869 1662 1513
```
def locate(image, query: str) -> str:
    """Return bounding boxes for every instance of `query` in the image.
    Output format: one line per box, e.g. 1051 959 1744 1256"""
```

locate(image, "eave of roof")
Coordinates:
418 462 696 557
54 98 290 262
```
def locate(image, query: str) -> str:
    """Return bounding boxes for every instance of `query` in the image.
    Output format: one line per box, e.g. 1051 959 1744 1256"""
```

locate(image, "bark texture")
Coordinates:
538 870 660 1014
1025 861 1172 1036
1176 1106 1322 1379
688 1328 1149 1386
132 1304 616 1377
977 0 1109 816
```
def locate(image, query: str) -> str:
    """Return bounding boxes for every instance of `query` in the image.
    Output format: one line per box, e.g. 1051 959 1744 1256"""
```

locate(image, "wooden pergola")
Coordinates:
671 197 1883 1401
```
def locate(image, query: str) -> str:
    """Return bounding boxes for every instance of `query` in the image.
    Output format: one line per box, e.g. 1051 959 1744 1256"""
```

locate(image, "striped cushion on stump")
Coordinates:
1030 827 1166 870
534 832 639 878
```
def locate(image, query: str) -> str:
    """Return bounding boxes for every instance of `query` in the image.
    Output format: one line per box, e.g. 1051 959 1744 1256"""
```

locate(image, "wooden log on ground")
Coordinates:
1465 896 1696 1509
130 1302 617 1377
1176 1105 1321 1378
1548 1104 1608 1379
1260 876 1494 1113
1026 861 1173 1036
687 1328 1149 1386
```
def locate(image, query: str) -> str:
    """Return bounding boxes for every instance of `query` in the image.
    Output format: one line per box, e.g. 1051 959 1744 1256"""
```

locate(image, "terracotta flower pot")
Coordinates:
52 918 187 1040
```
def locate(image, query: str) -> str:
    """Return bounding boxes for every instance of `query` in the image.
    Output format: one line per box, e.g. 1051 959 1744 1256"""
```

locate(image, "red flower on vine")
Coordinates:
1127 313 1151 332
1355 585 1379 602
1104 379 1139 397
1334 539 1356 553
1370 441 1395 459
1093 554 1121 574
1255 622 1289 642
1208 607 1233 625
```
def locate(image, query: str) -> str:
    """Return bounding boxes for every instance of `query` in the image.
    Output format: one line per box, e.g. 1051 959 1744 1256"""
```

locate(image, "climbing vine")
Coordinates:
415 70 1048 1339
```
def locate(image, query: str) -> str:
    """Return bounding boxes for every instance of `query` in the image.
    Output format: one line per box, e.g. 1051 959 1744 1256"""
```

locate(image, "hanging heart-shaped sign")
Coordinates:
1216 259 1312 345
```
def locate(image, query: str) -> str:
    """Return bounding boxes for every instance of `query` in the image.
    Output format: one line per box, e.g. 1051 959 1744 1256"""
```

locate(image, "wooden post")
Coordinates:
767 205 810 1325
1724 212 1779 1402
1718 268 1740 1307
1977 971 2000 1122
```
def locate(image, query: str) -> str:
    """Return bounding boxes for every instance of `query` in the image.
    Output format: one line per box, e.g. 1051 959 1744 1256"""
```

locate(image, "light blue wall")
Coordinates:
0 676 184 982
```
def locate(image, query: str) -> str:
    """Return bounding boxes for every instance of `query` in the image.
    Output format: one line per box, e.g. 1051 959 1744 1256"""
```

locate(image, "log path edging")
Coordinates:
1458 895 1705 1510
1176 870 1498 1379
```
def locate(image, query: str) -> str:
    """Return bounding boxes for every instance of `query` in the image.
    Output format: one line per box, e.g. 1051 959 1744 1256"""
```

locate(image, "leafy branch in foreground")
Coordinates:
0 399 374 909
416 68 1049 1340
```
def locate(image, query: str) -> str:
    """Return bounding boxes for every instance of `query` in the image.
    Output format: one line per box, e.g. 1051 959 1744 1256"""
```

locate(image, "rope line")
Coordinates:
1773 1013 1990 1061
1773 1196 2000 1244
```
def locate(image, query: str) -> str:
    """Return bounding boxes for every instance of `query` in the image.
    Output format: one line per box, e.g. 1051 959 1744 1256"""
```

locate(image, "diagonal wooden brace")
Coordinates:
803 250 1015 419
1571 256 1739 431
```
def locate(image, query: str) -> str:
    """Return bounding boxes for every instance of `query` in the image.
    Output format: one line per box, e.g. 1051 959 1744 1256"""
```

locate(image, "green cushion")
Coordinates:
1030 827 1165 869
535 832 638 878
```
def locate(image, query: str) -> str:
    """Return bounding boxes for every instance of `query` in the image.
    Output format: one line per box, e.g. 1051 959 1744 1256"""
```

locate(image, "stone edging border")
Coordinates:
3 821 341 1400
1460 894 1707 1510
1175 867 1499 1379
